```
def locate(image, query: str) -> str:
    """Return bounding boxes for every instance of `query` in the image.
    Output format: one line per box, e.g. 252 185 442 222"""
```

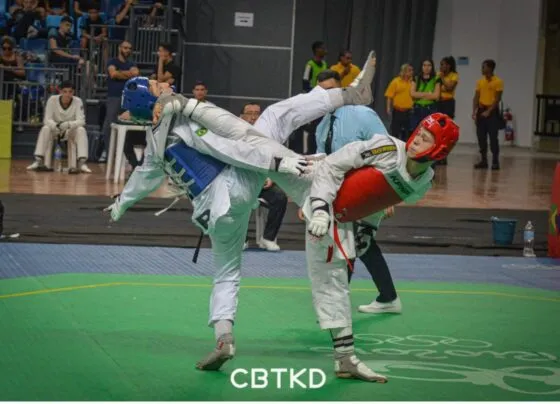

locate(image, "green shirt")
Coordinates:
414 76 440 106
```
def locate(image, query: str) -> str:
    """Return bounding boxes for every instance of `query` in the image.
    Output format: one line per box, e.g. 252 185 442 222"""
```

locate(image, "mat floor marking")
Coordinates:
1 280 558 302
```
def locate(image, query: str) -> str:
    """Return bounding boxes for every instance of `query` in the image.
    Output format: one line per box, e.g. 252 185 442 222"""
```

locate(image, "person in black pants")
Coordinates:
348 209 401 314
257 179 288 251
472 59 504 170
239 102 288 251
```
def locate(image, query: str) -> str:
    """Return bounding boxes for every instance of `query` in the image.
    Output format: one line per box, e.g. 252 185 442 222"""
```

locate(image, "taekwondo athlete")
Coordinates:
104 51 377 376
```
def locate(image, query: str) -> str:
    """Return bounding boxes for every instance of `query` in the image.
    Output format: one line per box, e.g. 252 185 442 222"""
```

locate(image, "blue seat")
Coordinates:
46 15 63 29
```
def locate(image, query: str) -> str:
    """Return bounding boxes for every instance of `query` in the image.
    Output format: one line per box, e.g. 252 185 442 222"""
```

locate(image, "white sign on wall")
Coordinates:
234 12 254 27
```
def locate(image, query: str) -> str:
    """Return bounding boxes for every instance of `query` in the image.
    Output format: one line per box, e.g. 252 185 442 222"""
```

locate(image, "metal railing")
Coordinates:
535 94 560 137
0 65 89 128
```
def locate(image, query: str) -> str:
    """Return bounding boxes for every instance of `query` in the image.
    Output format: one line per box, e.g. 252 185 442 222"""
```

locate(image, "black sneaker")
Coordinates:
491 162 500 170
474 161 488 169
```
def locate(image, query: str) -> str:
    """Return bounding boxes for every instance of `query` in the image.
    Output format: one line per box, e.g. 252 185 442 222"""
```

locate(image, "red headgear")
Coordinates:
406 113 459 162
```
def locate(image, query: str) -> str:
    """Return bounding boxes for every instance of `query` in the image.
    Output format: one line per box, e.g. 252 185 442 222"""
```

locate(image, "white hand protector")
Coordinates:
59 121 71 131
103 196 125 222
275 156 309 176
308 198 331 237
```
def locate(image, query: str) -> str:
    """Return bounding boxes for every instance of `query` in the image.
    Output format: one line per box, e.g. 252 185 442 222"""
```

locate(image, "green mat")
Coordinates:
1 274 559 401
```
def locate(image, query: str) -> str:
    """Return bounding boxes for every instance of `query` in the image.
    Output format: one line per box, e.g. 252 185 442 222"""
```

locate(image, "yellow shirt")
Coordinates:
330 62 361 87
440 71 459 100
384 76 413 110
476 75 504 106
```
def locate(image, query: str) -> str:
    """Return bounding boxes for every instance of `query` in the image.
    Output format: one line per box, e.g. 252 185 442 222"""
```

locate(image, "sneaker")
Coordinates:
80 164 92 173
26 161 40 170
196 333 235 371
98 151 107 163
474 161 488 169
358 297 402 314
258 238 281 251
491 162 500 170
335 354 388 383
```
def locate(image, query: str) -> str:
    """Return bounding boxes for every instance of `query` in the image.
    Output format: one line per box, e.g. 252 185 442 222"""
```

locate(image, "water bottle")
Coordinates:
523 221 536 257
54 143 63 172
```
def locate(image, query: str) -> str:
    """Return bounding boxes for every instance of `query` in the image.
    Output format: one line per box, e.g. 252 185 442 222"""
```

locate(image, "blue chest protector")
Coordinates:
164 142 226 199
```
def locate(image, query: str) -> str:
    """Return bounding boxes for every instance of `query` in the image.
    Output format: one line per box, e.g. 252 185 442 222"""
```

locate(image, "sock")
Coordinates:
330 326 354 359
214 319 233 341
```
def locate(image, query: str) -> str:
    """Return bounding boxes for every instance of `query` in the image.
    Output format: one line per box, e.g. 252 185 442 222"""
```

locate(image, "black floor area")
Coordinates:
0 193 549 257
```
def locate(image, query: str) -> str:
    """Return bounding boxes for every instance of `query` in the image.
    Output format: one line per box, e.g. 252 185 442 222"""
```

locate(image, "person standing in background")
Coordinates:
410 59 441 131
472 59 504 170
298 41 328 154
330 50 361 88
302 41 328 93
385 63 414 141
437 56 459 166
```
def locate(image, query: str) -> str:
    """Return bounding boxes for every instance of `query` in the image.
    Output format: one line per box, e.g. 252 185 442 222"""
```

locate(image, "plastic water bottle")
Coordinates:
54 143 63 172
523 221 536 257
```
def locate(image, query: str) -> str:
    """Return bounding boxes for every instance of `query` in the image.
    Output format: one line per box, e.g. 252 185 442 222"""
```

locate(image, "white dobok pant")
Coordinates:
34 125 89 169
193 86 346 327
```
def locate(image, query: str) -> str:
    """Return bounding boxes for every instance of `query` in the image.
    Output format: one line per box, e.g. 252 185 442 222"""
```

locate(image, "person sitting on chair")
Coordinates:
27 81 91 174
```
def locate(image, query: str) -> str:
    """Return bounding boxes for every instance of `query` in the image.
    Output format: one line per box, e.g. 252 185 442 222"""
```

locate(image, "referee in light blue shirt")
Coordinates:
316 105 389 153
315 93 402 314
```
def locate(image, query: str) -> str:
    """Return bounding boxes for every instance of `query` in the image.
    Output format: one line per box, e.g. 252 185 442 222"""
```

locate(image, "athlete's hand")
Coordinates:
308 198 330 237
275 156 310 176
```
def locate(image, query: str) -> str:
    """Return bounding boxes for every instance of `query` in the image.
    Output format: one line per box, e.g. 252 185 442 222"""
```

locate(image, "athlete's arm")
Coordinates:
309 135 399 205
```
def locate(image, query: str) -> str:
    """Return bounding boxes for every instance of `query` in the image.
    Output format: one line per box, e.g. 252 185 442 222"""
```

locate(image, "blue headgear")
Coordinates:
121 77 158 120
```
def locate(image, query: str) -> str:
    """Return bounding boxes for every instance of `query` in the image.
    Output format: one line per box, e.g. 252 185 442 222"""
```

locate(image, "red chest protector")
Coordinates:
333 166 404 223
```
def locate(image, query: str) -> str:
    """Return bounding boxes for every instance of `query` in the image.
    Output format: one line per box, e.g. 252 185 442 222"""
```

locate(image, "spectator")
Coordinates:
73 0 94 17
150 42 181 88
49 16 84 65
113 0 135 40
302 40 327 93
0 36 25 83
385 63 414 141
9 0 24 15
192 80 209 102
27 81 91 173
329 50 361 88
437 56 459 165
472 59 504 170
145 0 164 27
240 102 288 252
98 40 138 162
79 5 107 53
9 0 40 41
410 58 441 131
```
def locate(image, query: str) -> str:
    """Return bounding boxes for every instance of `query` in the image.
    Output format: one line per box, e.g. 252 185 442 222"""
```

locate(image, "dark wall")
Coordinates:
183 0 438 119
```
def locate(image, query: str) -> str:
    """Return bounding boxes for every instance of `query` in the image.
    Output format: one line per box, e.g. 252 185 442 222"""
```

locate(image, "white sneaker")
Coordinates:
80 164 92 173
358 297 402 314
258 238 280 251
26 161 40 170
